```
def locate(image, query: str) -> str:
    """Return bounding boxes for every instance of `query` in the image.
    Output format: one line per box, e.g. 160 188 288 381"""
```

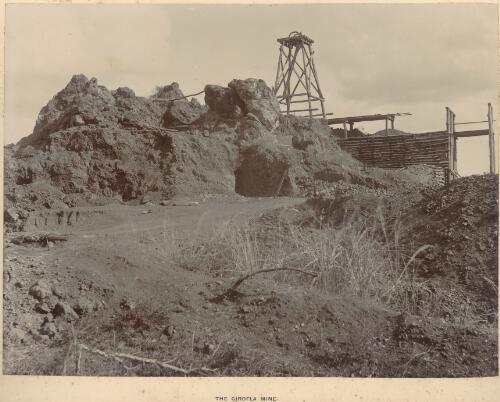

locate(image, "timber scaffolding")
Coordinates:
273 32 328 119
335 104 496 185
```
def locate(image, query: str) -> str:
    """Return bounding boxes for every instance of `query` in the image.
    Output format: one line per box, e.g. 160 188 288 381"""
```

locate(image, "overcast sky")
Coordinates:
5 3 498 175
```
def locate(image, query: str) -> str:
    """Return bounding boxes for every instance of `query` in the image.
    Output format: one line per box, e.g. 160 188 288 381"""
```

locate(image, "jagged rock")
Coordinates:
119 298 136 311
39 322 58 338
73 296 100 316
153 82 184 101
115 87 136 98
235 141 294 197
43 313 54 323
163 98 206 126
72 114 85 126
29 280 52 301
35 302 51 314
228 79 281 130
30 74 116 145
52 302 79 320
204 85 242 116
235 116 275 148
278 115 334 152
4 207 19 223
51 284 66 299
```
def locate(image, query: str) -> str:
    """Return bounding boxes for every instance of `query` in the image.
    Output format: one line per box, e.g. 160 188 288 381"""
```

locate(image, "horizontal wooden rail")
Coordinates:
453 129 489 138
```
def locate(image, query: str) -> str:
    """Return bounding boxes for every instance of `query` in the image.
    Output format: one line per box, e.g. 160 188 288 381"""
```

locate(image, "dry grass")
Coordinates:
163 209 486 324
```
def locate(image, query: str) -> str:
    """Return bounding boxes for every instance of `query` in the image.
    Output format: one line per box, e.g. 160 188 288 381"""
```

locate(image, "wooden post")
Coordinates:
308 45 327 118
343 121 348 139
385 118 388 136
452 112 457 173
285 47 299 115
301 44 313 118
390 117 395 130
487 103 496 174
445 107 451 184
349 122 354 132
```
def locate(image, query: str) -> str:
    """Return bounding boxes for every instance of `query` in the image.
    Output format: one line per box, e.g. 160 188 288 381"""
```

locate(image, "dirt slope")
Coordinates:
404 174 498 321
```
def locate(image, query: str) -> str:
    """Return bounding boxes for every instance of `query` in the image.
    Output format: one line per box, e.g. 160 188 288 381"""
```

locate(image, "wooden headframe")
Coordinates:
273 32 327 119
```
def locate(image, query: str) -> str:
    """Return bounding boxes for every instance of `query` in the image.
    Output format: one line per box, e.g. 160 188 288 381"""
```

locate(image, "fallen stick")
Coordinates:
77 344 216 376
211 267 318 303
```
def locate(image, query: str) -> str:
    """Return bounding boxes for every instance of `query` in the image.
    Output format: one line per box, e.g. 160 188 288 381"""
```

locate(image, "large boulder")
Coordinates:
235 140 294 197
162 98 206 126
204 79 281 130
228 79 281 130
204 85 243 117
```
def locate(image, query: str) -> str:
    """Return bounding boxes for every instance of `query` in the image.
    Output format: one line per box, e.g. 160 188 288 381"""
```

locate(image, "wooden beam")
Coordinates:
287 107 319 113
311 112 334 117
327 113 411 125
453 129 489 138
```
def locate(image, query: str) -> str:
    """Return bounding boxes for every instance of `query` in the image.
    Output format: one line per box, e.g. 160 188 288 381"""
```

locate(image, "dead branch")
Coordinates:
229 267 318 291
77 344 216 376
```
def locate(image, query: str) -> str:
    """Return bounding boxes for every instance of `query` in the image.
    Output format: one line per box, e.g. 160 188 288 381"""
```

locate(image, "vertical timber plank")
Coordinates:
488 103 496 174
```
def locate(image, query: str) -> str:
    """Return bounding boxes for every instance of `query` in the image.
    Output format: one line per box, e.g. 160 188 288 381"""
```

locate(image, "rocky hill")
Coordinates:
4 75 440 231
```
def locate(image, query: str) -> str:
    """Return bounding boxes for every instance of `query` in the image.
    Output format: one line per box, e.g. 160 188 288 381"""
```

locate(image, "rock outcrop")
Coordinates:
5 74 438 232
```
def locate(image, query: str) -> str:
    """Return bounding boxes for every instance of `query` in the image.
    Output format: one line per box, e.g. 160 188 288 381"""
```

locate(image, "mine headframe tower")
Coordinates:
274 31 328 119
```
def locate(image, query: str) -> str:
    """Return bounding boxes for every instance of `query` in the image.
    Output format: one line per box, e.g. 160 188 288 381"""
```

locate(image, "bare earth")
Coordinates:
3 195 497 377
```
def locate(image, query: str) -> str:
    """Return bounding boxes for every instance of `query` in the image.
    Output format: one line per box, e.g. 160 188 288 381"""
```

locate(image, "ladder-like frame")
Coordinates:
445 103 496 184
273 32 329 119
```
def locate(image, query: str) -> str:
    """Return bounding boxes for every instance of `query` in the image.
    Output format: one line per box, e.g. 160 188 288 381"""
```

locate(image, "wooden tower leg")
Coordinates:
445 107 451 185
488 102 496 174
452 112 457 173
301 44 313 117
307 43 326 118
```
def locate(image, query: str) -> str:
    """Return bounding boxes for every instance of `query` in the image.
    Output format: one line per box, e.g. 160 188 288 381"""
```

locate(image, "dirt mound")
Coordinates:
404 174 498 321
373 128 411 136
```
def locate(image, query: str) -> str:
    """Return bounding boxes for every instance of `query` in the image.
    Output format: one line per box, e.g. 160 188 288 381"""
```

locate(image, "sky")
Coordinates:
4 3 498 175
